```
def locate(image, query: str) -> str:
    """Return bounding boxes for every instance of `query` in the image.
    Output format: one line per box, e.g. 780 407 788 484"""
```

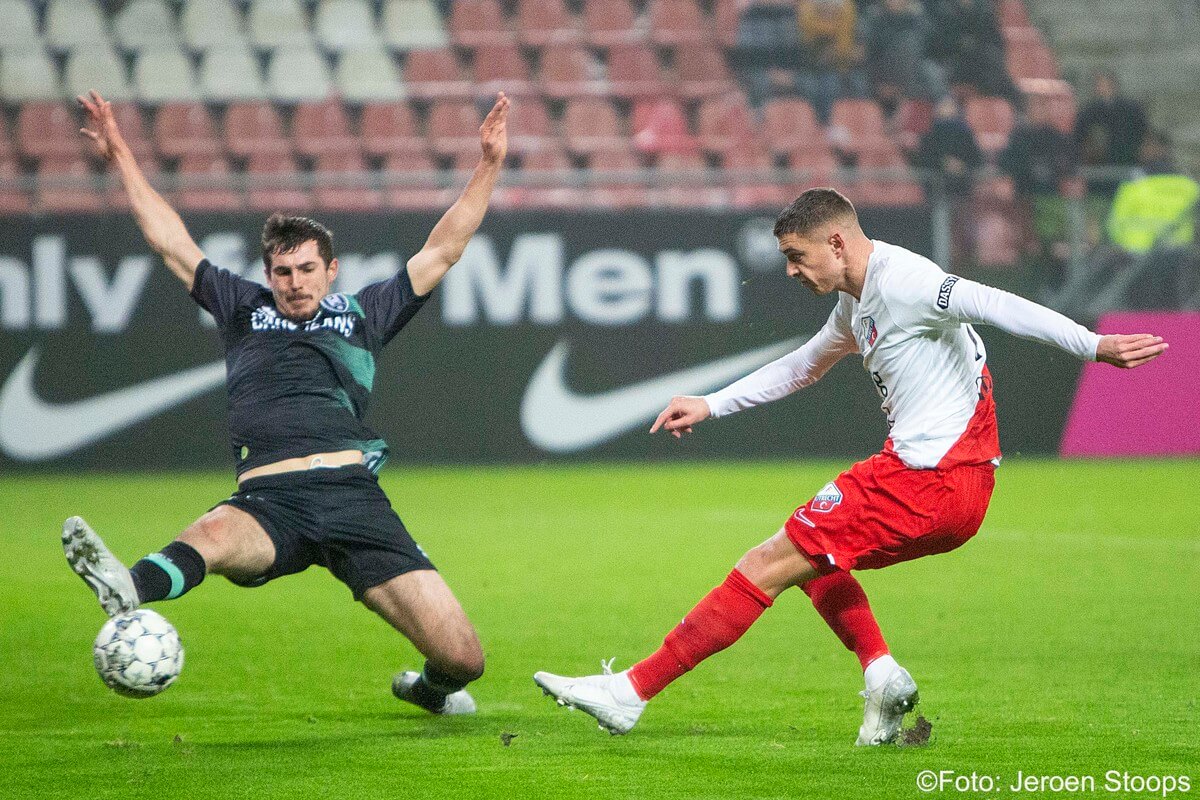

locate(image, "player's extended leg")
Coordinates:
363 570 485 715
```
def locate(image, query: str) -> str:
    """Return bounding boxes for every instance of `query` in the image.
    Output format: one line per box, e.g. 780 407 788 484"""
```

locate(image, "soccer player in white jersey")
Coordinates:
534 188 1168 744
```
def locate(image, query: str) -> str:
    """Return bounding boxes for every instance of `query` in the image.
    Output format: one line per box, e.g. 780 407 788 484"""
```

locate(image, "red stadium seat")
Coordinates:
360 102 426 158
632 98 698 155
292 99 359 158
17 102 80 160
225 102 291 158
472 43 537 99
515 0 583 47
314 153 384 211
507 144 587 209
177 154 242 212
404 50 473 101
1003 27 1060 81
724 144 791 209
539 45 608 99
761 98 821 157
448 0 516 47
506 98 558 155
109 103 155 161
788 146 838 188
383 152 450 210
246 153 311 212
648 0 709 47
711 0 741 48
583 0 643 46
829 98 889 155
562 98 627 156
894 98 934 153
676 45 736 99
697 92 759 156
36 156 101 213
965 97 1015 155
154 102 223 160
607 44 672 99
655 151 725 207
426 100 483 159
589 148 649 208
0 158 31 214
856 145 924 207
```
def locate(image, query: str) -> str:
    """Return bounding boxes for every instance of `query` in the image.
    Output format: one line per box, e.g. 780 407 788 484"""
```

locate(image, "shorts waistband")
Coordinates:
235 463 374 492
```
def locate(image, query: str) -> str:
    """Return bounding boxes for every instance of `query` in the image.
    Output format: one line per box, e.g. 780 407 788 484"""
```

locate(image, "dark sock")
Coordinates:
130 541 206 603
407 662 470 712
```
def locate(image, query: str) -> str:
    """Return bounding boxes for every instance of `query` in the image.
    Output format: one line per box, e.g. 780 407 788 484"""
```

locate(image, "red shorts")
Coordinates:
784 450 995 573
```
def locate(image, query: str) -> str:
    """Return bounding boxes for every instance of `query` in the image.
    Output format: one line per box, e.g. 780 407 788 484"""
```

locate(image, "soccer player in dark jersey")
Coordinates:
62 89 509 715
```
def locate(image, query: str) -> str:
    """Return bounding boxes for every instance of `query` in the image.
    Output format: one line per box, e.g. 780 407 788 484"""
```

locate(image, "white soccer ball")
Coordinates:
93 609 184 698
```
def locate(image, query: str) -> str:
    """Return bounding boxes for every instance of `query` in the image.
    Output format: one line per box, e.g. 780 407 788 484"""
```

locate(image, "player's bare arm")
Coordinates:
1095 334 1168 368
78 90 205 290
650 396 711 439
406 92 510 296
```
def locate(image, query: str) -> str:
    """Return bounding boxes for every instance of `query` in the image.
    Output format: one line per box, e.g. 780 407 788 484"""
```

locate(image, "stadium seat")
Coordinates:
515 0 583 47
112 0 178 53
711 0 741 48
997 0 1031 28
1003 27 1059 81
0 158 30 215
539 45 608 99
631 98 699 156
448 0 516 48
109 102 156 161
360 101 426 157
506 98 557 156
655 151 725 207
246 153 311 211
723 143 791 209
17 102 81 160
894 99 934 152
697 92 759 156
426 100 483 158
788 146 838 188
382 151 449 210
314 0 380 53
292 99 359 157
176 154 242 211
36 156 101 213
648 0 710 47
965 97 1015 156
583 0 643 47
589 148 649 208
225 102 292 157
44 0 108 52
381 0 449 51
403 49 472 100
199 44 269 102
314 153 383 211
181 0 245 52
134 48 201 103
676 45 736 99
829 98 889 155
606 44 671 99
248 0 310 52
0 47 62 101
761 98 821 157
563 98 627 156
64 46 135 102
154 102 224 159
505 144 586 209
472 43 537 99
0 1 39 50
266 44 334 102
856 146 924 207
335 45 406 103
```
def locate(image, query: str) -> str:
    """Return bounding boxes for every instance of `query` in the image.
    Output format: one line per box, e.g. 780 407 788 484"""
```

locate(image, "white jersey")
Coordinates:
705 240 1102 469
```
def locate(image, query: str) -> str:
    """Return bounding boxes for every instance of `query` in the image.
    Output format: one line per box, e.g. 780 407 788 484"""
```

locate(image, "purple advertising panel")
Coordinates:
1060 311 1200 457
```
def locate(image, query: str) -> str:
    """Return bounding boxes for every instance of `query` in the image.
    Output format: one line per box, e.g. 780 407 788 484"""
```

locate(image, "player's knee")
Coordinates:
179 509 237 567
439 637 485 684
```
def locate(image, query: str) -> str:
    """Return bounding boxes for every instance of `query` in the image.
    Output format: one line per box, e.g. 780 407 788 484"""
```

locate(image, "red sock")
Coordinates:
627 569 773 700
802 570 889 670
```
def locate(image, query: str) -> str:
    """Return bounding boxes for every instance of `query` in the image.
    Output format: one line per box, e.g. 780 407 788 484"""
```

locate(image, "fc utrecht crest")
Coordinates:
811 481 843 513
861 316 878 347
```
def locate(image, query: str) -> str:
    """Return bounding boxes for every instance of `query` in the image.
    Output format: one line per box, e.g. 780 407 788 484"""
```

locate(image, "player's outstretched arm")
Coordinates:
406 92 509 296
650 396 712 439
78 91 204 290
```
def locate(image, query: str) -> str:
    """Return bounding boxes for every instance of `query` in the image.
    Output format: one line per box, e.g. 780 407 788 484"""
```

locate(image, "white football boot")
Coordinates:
392 671 477 715
856 656 919 746
534 659 647 735
62 516 139 617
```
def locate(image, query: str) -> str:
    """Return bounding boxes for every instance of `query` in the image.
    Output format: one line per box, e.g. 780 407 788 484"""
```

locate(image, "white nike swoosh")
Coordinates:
0 347 226 461
520 336 810 453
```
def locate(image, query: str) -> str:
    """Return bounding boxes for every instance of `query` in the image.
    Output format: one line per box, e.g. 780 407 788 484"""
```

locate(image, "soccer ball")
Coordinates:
93 609 184 698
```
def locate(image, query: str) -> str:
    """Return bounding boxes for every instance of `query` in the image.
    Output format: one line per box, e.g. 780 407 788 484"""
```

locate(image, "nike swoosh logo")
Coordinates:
520 336 810 453
0 347 226 461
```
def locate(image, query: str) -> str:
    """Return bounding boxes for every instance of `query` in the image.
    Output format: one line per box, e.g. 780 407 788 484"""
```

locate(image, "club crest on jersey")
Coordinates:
861 316 878 347
321 293 350 313
811 481 843 513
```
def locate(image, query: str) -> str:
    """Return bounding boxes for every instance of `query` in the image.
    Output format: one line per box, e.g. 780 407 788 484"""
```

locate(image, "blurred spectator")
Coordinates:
859 0 947 103
733 2 808 107
926 0 1021 104
795 0 869 124
1137 130 1177 176
1074 72 1148 191
915 96 982 196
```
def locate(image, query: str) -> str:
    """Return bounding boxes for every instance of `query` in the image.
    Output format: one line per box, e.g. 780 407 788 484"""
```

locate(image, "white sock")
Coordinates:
613 671 647 705
863 654 900 692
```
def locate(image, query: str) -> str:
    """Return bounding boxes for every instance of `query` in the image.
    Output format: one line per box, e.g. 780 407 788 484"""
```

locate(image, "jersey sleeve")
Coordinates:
354 265 431 347
704 299 858 418
189 259 264 327
880 263 1102 361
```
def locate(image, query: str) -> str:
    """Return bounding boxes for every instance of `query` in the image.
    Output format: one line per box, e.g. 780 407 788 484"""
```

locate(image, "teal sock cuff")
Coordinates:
145 553 185 600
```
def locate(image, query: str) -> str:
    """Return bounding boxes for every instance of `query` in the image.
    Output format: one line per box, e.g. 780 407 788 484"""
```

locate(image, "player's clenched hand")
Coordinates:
480 92 509 165
1095 333 1168 369
77 90 126 162
650 395 711 439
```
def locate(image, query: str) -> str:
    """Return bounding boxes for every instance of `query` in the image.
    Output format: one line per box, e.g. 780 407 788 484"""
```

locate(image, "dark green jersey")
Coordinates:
189 259 428 477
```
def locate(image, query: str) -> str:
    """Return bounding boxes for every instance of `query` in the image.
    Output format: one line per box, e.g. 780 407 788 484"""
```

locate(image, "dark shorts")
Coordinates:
215 464 435 600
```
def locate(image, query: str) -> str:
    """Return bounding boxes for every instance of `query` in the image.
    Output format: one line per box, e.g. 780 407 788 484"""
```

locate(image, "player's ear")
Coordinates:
327 257 339 282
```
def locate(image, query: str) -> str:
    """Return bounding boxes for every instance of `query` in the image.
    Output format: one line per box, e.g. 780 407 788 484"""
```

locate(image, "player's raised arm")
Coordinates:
406 92 509 296
78 91 204 290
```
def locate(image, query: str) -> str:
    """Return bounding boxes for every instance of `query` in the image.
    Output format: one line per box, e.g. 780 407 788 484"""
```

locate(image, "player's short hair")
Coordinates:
773 188 858 239
261 214 335 268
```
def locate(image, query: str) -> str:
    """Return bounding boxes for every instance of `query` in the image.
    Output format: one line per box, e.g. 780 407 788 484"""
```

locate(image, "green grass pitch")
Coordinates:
2 459 1196 799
